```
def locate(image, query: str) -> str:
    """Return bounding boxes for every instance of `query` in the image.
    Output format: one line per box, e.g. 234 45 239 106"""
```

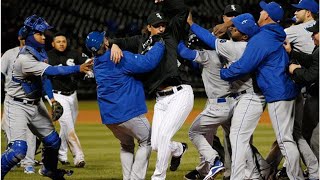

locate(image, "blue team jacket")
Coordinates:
94 42 164 124
220 23 298 103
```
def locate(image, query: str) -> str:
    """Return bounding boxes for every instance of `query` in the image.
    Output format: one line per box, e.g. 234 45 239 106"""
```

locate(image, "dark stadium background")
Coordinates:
1 0 300 101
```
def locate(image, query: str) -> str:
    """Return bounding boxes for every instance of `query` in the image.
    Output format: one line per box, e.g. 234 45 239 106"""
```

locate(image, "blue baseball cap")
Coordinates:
291 0 319 14
259 1 284 23
231 13 259 38
86 31 106 52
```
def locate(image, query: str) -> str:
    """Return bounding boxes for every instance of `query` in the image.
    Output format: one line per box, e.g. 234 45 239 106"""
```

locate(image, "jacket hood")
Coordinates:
260 23 286 42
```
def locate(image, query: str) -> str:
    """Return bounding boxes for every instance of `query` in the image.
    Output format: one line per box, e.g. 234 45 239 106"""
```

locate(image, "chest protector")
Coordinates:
12 46 48 99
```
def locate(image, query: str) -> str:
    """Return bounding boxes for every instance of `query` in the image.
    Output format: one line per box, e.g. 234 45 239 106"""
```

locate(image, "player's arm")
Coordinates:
188 14 217 50
177 41 197 61
43 60 92 76
290 50 314 68
1 50 11 78
42 76 54 100
161 0 189 41
291 49 319 84
220 41 265 81
121 42 165 74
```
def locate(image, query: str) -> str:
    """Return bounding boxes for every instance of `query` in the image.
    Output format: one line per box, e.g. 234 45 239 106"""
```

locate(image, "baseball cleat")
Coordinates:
75 160 86 168
170 142 188 171
24 165 35 174
39 167 74 180
203 159 225 180
184 169 205 180
59 160 70 165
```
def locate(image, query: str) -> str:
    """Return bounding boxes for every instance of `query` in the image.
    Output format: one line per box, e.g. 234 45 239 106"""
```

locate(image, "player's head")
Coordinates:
22 14 53 48
86 31 107 55
229 13 259 41
306 20 319 46
52 32 68 52
258 1 284 26
147 11 168 35
223 4 242 23
291 0 319 23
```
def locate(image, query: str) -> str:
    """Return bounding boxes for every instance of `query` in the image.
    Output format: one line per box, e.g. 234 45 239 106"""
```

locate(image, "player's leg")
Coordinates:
67 93 85 167
310 123 319 160
229 92 265 179
53 93 70 164
127 115 151 180
152 85 194 180
1 98 29 178
268 100 304 179
20 126 36 174
293 94 319 179
32 101 70 179
106 124 135 180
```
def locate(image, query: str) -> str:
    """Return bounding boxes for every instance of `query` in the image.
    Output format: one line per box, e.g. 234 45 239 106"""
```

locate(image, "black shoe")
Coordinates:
39 168 73 180
60 160 70 165
276 167 289 180
223 176 230 180
184 169 204 180
170 142 188 171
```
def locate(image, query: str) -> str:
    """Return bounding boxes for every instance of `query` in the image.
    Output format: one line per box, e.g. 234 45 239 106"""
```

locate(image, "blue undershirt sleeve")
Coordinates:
190 23 217 49
42 76 54 99
177 41 197 61
44 65 80 76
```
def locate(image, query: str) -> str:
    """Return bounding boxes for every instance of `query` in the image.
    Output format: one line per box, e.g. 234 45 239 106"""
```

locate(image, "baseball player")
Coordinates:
85 31 165 180
48 32 88 167
1 14 92 179
215 1 303 179
287 20 319 160
184 5 243 179
180 13 267 180
109 1 194 179
1 28 39 174
266 0 319 178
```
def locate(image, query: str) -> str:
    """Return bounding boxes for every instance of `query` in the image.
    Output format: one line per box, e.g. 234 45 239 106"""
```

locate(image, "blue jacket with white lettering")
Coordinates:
220 23 299 102
94 42 164 124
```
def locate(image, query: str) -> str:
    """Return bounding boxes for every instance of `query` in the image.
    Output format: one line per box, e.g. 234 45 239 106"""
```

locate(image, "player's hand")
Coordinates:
289 64 301 74
187 11 194 26
151 35 165 45
213 21 233 37
283 40 292 54
80 58 93 73
110 44 123 64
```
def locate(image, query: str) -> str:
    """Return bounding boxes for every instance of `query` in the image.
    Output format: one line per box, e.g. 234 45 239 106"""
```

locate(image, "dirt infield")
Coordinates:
77 109 271 124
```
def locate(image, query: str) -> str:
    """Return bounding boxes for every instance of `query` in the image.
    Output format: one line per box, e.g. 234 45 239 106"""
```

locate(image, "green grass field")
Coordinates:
1 99 277 180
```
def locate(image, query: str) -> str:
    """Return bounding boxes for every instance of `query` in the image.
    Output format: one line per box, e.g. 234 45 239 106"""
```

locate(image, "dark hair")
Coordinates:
53 32 67 38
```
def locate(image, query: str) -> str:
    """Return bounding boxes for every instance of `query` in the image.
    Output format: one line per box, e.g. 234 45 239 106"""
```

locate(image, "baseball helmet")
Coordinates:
86 31 106 52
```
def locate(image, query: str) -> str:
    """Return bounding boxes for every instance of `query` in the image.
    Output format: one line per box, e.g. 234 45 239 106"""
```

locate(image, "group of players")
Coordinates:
1 0 319 180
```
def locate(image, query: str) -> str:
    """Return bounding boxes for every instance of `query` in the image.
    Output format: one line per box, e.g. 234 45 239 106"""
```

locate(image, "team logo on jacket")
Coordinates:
66 59 75 66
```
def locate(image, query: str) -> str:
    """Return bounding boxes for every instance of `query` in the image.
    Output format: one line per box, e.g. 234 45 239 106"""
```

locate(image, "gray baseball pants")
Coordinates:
106 114 151 180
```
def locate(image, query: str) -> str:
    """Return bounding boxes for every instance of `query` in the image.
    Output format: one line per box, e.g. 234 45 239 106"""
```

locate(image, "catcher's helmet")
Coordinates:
86 31 106 52
24 14 52 32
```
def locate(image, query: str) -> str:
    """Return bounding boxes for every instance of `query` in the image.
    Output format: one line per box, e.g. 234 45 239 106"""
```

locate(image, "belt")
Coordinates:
53 90 75 96
13 97 40 105
157 86 183 97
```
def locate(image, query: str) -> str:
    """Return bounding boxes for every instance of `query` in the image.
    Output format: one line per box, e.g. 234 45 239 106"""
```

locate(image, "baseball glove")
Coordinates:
52 101 64 121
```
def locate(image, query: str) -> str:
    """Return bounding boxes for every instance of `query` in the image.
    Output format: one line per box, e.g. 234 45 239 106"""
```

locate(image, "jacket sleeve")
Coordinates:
162 0 189 42
292 48 319 85
290 49 315 68
220 40 267 81
121 42 165 74
109 35 142 53
190 23 217 49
